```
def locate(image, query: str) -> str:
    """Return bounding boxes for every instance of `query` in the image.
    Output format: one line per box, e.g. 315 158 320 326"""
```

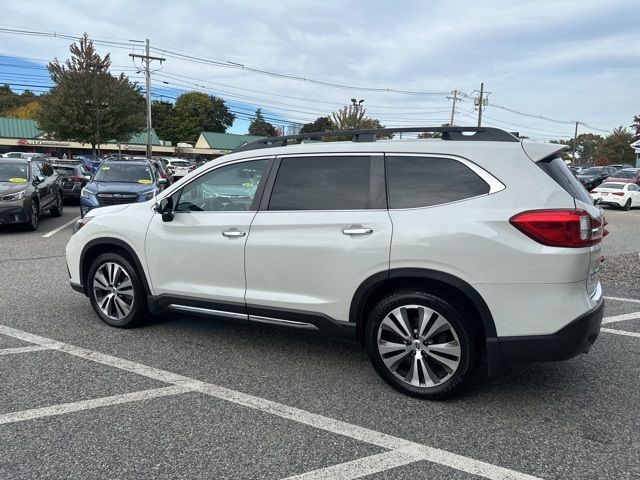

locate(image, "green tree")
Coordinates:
248 108 278 137
300 116 333 134
632 115 640 139
35 34 146 152
328 103 386 141
162 92 235 144
151 100 175 142
594 127 635 165
0 85 39 116
551 133 604 164
5 100 41 119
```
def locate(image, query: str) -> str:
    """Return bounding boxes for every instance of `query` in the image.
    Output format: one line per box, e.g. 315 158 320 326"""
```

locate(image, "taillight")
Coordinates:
612 192 624 196
510 209 603 248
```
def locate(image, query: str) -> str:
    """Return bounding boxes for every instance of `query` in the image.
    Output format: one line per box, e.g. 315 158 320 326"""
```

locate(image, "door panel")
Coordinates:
146 211 256 303
245 210 392 322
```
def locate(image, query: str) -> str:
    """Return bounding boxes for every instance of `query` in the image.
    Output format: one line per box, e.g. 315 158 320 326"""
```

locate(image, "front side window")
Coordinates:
93 164 154 184
176 159 267 212
386 156 490 209
268 156 371 211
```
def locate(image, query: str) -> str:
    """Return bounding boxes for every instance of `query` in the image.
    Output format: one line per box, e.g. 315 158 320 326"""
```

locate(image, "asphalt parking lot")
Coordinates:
1 203 639 479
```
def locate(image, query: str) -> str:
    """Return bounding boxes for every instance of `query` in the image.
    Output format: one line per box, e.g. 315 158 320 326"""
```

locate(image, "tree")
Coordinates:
300 116 333 134
418 123 450 139
161 92 235 144
594 127 635 165
5 100 41 119
248 108 278 137
550 133 604 164
632 115 640 139
0 85 40 116
151 100 175 142
35 34 146 152
328 104 386 141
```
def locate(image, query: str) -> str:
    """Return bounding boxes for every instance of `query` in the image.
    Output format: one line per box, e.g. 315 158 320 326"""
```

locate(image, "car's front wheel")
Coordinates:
88 253 147 327
24 200 39 231
365 290 478 399
50 192 63 217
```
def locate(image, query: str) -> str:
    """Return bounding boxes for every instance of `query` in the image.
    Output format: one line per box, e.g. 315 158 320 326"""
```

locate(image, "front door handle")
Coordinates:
222 230 246 238
342 227 373 236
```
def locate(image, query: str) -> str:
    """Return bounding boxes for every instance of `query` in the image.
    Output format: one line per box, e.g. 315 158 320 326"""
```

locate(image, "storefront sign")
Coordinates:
17 139 71 147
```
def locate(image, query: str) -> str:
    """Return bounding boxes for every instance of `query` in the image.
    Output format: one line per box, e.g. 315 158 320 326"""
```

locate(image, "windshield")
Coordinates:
598 183 624 189
0 162 29 182
612 170 637 178
580 167 603 175
93 164 153 184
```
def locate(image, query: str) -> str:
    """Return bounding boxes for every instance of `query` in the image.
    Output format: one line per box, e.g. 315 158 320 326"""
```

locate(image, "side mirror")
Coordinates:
34 175 45 184
84 175 91 182
158 178 168 186
159 196 174 222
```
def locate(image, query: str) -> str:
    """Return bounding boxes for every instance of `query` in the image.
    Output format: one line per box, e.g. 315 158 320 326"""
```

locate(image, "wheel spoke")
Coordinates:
93 271 109 290
378 339 410 356
395 307 413 338
112 264 123 286
381 348 412 370
425 349 460 373
427 340 461 358
98 293 112 311
417 307 436 338
380 316 411 341
115 295 131 315
420 315 449 342
405 355 421 385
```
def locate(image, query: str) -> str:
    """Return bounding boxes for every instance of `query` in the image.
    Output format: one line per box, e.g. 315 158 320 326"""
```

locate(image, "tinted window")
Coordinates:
580 167 603 175
176 159 267 212
31 163 42 180
599 183 624 190
268 156 370 211
537 156 592 204
54 166 76 176
386 156 490 209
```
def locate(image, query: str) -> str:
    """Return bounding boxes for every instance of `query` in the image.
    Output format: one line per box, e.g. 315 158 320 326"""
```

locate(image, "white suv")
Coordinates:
66 127 605 399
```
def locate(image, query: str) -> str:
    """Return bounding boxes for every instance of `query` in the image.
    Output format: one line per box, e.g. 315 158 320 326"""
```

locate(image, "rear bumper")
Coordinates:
492 299 604 367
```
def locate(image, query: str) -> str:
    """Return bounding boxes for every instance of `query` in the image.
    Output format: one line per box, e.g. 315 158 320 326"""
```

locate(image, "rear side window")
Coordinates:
537 156 592 204
268 156 371 211
386 156 490 209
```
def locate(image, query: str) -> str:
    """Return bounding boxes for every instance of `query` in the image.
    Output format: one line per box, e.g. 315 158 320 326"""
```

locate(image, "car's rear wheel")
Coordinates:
365 290 478 399
623 199 632 211
24 200 39 231
50 192 63 217
88 253 146 328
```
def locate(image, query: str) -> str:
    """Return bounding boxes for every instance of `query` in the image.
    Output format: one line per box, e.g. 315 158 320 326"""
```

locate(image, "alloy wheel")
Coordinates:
376 304 461 388
30 202 38 229
92 262 135 320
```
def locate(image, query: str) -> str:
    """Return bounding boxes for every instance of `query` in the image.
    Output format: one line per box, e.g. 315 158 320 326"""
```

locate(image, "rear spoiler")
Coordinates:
521 142 569 162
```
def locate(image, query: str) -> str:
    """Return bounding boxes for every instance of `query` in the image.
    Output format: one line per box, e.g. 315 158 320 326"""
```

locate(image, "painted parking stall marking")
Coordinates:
0 345 50 356
0 323 541 480
41 216 78 238
601 328 640 338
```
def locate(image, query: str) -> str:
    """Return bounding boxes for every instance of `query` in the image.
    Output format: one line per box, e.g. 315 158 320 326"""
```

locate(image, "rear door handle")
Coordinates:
342 227 373 236
222 230 246 238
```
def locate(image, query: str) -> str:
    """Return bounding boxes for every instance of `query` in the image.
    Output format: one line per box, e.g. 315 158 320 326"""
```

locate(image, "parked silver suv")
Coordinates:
66 127 605 399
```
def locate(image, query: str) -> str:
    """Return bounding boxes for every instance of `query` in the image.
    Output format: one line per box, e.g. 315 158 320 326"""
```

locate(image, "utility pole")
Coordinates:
448 90 458 126
477 83 484 127
571 121 579 166
129 40 165 158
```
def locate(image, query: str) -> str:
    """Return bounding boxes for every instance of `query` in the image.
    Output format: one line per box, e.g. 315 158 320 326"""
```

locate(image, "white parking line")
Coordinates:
283 448 421 480
0 324 540 480
0 345 50 356
601 328 640 338
0 386 189 425
41 217 78 238
604 296 640 304
602 311 640 325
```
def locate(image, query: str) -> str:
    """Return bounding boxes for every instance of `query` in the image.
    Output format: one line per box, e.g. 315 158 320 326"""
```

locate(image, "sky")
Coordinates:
0 0 638 140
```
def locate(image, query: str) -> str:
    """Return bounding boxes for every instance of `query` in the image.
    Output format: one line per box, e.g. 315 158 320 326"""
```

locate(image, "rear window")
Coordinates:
386 156 490 209
537 156 592 204
54 166 76 175
614 170 637 178
598 183 624 190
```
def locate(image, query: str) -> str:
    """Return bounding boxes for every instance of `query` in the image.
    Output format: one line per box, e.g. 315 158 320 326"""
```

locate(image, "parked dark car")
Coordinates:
576 166 619 190
0 158 64 230
52 162 92 200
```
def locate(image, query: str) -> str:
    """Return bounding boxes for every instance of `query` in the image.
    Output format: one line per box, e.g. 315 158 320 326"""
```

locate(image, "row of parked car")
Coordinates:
0 152 206 230
572 164 640 211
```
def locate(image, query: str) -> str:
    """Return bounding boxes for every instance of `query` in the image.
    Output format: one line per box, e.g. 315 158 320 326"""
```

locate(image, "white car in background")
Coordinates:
590 182 640 211
166 159 193 179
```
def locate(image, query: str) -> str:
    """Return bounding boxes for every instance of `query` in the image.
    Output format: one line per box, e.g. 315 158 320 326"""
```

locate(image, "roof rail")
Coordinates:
233 126 519 153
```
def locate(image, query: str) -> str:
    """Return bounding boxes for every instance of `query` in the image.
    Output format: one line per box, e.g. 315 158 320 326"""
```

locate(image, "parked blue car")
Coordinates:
80 159 165 217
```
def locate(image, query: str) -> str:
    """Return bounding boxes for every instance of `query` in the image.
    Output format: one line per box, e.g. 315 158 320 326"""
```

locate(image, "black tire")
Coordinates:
50 192 63 217
24 200 39 231
365 289 478 400
623 199 631 211
87 252 147 328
